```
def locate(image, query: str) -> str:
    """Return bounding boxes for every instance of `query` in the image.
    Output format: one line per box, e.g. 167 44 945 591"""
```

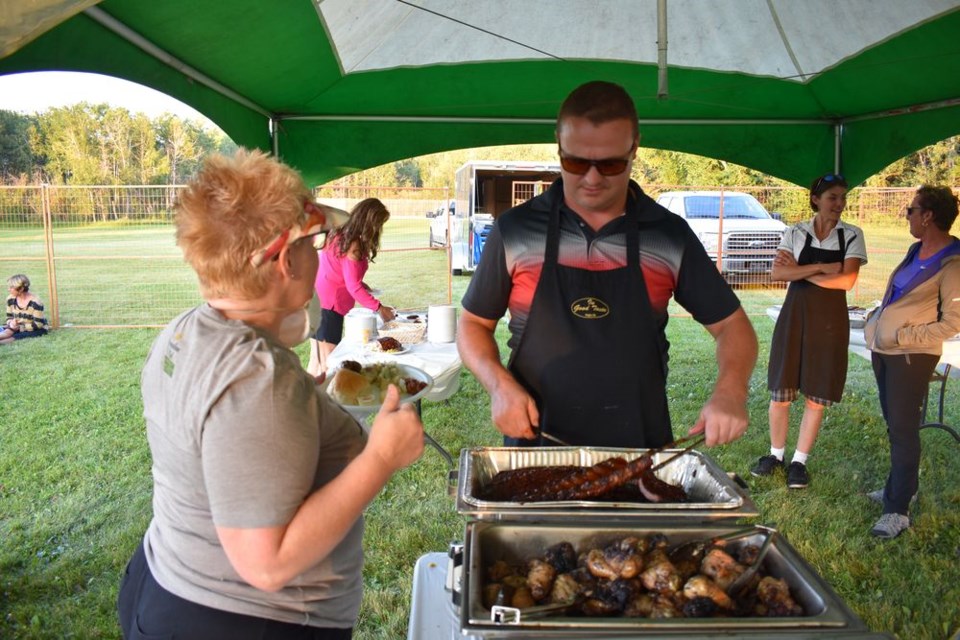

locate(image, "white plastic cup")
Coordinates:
427 305 457 343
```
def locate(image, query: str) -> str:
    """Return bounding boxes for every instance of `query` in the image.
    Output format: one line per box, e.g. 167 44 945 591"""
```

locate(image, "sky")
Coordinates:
0 71 218 126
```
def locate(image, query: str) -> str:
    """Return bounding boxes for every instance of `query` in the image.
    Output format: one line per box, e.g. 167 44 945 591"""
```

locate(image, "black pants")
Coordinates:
117 542 352 640
871 351 939 515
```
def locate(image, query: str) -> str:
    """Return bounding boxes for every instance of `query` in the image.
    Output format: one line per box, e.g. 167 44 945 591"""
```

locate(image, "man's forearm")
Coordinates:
457 317 512 394
711 308 758 400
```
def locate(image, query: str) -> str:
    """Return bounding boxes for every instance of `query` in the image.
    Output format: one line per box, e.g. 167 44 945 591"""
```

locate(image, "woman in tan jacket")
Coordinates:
864 185 960 539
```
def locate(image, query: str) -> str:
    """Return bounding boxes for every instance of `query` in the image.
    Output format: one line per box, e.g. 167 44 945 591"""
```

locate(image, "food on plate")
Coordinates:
327 368 369 405
481 534 803 618
406 314 421 323
326 362 428 406
370 336 404 352
477 454 687 503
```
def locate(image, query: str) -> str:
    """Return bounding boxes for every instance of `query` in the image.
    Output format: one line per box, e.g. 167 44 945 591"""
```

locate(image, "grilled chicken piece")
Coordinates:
606 537 645 579
755 576 803 617
549 573 581 604
585 549 619 581
487 559 515 582
580 578 638 615
482 583 508 609
544 541 578 574
624 592 655 617
640 549 682 594
735 543 761 567
649 593 683 618
526 559 556 602
511 585 536 609
586 541 644 580
683 574 735 610
682 596 719 618
700 547 746 591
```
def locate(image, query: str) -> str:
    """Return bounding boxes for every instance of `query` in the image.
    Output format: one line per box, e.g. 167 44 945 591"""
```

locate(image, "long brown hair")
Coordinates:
333 198 390 261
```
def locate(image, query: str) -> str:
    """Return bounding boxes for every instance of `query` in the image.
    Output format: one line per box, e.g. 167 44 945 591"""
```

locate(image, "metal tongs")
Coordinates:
490 599 579 624
648 434 706 471
725 524 778 597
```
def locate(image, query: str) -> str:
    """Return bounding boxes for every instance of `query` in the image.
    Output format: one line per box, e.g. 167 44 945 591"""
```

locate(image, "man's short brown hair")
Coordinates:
556 81 639 139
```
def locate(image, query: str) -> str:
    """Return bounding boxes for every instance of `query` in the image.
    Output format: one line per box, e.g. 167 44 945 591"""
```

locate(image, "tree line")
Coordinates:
2 104 957 189
0 104 236 186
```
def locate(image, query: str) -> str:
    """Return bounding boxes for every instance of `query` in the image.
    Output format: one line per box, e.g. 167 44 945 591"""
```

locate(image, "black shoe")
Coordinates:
786 462 809 489
750 455 784 477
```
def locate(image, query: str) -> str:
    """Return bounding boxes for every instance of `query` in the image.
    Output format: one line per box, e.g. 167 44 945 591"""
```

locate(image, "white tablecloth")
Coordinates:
765 305 960 375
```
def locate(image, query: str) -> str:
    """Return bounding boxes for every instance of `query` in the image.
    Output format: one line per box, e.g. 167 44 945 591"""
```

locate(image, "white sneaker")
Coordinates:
871 513 910 539
867 489 917 505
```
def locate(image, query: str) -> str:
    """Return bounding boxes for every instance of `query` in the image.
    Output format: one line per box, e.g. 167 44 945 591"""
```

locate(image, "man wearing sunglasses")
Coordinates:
458 80 757 450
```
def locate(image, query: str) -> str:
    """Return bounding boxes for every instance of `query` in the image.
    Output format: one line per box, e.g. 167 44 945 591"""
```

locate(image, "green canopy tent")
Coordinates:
2 0 959 186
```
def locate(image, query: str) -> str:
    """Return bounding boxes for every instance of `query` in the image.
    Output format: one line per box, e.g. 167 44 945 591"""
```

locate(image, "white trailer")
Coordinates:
433 160 561 274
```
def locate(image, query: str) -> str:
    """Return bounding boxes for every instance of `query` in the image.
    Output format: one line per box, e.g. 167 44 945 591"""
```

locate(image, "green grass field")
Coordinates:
1 277 959 638
0 216 920 328
2 214 957 638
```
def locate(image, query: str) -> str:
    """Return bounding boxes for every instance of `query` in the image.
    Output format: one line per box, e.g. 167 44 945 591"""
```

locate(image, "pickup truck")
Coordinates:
656 190 786 276
428 200 457 247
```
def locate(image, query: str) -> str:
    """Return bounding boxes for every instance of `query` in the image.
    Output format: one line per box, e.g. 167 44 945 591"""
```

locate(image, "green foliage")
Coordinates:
0 110 36 181
5 103 232 186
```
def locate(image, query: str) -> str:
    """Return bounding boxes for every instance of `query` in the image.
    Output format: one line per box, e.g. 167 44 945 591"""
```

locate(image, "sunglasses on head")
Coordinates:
558 146 633 176
813 173 845 193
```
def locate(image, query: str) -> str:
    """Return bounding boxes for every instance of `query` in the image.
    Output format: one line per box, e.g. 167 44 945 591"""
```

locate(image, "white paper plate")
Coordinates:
319 363 433 412
364 341 410 355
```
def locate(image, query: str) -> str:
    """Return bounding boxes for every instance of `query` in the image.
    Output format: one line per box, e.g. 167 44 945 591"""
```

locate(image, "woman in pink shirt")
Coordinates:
310 198 396 374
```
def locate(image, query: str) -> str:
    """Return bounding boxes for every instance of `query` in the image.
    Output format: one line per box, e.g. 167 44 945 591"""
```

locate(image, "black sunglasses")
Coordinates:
813 173 846 193
904 206 923 216
558 146 633 176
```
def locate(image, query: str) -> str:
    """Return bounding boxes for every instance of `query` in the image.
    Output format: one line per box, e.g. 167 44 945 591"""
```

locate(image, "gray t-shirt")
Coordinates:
141 304 367 627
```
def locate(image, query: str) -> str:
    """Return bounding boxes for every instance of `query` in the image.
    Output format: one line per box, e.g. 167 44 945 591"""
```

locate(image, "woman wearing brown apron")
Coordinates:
753 174 868 488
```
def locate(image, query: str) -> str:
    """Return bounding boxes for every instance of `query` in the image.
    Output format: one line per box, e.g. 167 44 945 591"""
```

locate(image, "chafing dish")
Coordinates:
456 446 758 522
455 522 871 637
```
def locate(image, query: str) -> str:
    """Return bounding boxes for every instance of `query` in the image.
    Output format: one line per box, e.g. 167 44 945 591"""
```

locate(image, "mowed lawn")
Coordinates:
1 217 958 639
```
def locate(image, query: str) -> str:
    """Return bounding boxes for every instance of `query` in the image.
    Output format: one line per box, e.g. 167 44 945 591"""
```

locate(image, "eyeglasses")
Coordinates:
813 173 845 193
904 206 923 216
249 201 331 267
558 146 633 176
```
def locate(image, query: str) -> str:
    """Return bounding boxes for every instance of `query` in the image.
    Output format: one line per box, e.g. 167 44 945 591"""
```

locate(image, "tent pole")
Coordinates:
834 123 843 175
279 115 823 126
271 118 279 157
657 0 668 99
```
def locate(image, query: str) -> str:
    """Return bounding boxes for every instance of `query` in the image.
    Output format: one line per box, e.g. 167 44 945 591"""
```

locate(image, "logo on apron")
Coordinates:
570 297 610 319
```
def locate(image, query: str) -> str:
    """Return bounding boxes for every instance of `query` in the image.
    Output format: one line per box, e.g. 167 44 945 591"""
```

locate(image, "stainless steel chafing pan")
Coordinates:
455 446 758 521
456 521 869 637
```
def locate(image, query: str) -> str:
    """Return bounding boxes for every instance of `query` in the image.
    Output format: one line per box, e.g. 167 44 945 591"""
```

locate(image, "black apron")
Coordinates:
768 228 850 402
505 195 672 448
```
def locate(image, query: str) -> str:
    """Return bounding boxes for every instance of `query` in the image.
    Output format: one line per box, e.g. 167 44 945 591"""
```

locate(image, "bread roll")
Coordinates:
328 367 369 405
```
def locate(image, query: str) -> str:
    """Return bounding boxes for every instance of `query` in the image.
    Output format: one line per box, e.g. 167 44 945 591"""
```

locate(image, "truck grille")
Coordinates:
724 232 781 255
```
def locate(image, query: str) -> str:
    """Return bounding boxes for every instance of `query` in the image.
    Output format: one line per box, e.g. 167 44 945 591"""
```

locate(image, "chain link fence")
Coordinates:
0 183 945 328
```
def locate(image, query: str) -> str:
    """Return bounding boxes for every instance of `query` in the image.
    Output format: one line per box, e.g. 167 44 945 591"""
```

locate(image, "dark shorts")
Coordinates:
117 541 352 640
12 329 47 340
315 308 344 343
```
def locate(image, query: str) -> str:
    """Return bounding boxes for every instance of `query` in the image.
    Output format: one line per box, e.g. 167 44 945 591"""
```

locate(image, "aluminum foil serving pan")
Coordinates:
455 446 758 522
457 522 869 637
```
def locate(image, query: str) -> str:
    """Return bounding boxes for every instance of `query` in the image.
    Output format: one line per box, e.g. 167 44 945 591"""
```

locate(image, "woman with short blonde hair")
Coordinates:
117 148 424 638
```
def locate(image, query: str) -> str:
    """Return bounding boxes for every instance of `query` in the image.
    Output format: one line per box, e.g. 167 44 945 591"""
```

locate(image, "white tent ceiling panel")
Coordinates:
771 0 958 80
320 0 958 83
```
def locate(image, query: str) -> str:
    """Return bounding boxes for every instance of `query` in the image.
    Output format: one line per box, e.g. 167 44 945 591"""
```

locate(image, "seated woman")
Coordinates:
117 149 425 639
1 274 49 344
